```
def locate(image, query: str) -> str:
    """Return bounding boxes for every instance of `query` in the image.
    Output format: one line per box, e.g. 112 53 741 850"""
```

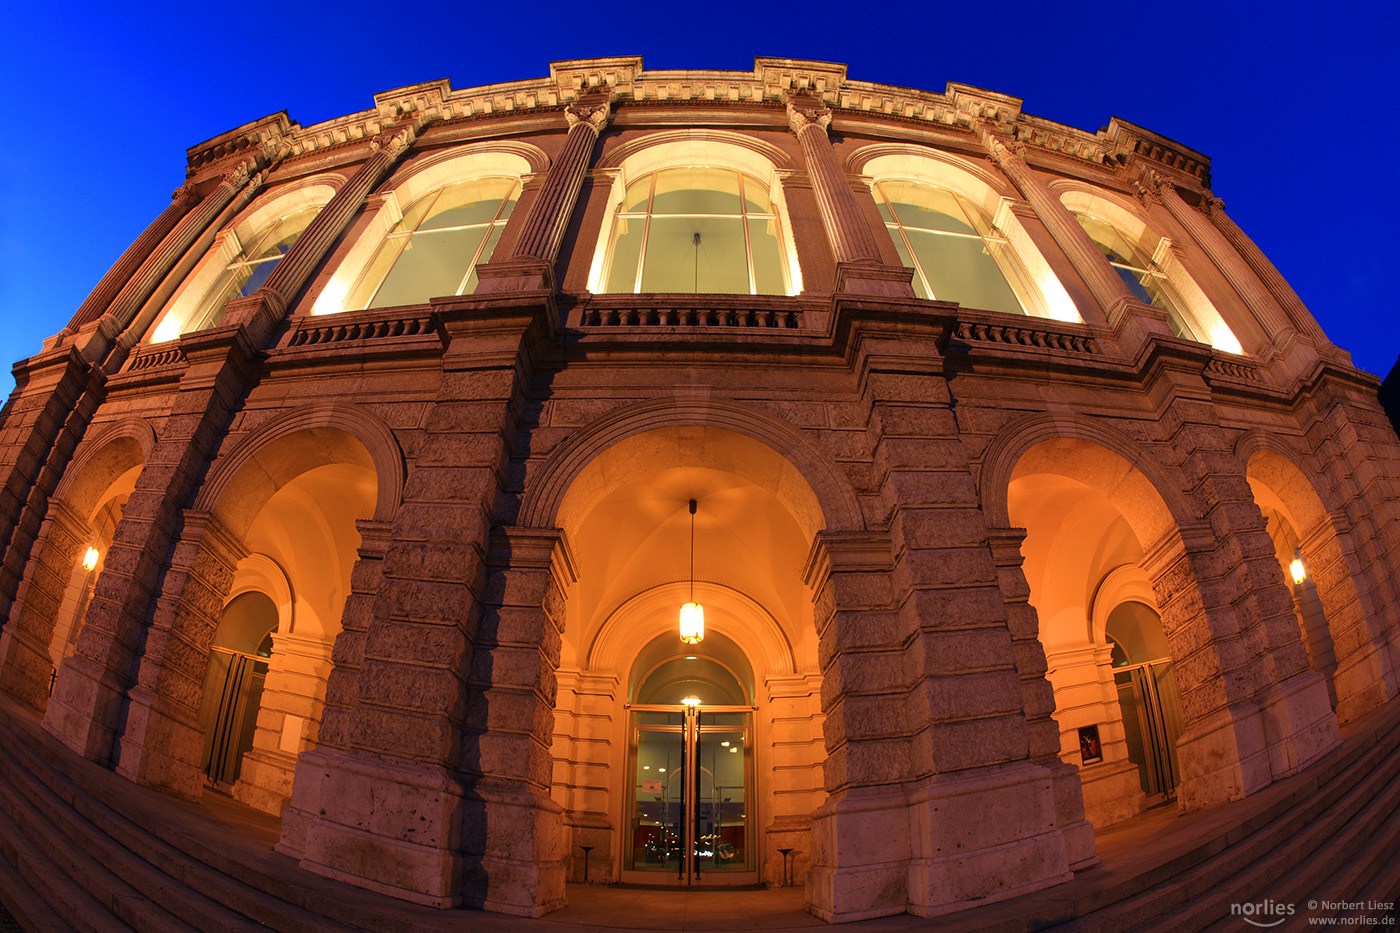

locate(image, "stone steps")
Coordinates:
1 687 1398 931
1071 699 1400 931
0 699 353 932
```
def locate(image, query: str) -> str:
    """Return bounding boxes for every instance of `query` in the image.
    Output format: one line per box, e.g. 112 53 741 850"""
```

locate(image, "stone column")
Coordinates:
233 629 335 815
513 100 609 264
0 351 105 629
112 511 245 796
1138 372 1339 808
89 160 264 359
1201 194 1332 347
460 526 575 914
278 519 391 857
61 184 201 335
551 667 618 884
476 98 612 294
986 528 1096 870
1145 172 1295 342
0 158 261 633
41 322 261 767
0 500 90 709
762 671 823 888
982 132 1138 332
233 124 426 340
810 307 1083 920
284 298 546 910
787 98 912 297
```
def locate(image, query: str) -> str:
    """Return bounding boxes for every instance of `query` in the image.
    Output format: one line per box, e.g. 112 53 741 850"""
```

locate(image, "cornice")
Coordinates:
179 59 1216 184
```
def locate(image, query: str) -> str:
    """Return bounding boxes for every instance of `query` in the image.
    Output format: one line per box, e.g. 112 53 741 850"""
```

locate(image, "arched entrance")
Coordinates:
1005 438 1197 824
542 423 831 890
623 632 757 885
1105 601 1184 801
198 591 277 786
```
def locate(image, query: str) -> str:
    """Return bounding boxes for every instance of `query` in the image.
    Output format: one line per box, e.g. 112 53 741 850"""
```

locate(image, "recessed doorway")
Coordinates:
623 645 757 885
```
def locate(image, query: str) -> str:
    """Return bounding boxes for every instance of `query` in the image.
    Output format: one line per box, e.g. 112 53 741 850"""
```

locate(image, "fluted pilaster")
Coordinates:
63 184 201 334
787 99 882 266
509 99 611 264
1146 172 1295 341
1202 195 1332 346
983 131 1132 324
260 125 422 316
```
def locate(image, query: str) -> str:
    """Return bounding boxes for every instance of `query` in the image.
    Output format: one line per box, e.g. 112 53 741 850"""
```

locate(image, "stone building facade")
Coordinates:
1 57 1397 922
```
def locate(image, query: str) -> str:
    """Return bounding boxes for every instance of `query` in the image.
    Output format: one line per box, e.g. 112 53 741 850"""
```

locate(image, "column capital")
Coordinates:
785 95 832 135
564 95 612 133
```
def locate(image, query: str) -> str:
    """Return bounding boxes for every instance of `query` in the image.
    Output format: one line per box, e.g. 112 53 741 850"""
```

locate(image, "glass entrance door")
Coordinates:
624 704 755 885
1114 658 1184 799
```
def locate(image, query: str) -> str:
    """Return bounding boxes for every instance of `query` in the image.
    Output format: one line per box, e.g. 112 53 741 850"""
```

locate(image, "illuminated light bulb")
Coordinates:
720 741 730 747
83 547 100 571
681 696 701 708
1290 556 1307 585
679 602 704 645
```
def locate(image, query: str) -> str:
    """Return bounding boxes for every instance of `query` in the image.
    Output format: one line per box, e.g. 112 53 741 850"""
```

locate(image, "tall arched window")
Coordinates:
601 167 790 295
347 176 520 310
873 180 1029 315
150 206 320 342
1073 212 1201 342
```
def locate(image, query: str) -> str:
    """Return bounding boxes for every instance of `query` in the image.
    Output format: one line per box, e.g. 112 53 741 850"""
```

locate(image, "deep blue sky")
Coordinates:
1 2 1394 400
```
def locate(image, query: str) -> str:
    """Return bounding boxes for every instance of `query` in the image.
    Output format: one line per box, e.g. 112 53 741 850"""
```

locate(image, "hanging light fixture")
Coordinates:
679 498 704 644
1289 547 1307 585
82 547 100 571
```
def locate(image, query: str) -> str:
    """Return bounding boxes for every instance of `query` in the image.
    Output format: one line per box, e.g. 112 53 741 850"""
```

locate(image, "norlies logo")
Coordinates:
1231 900 1295 927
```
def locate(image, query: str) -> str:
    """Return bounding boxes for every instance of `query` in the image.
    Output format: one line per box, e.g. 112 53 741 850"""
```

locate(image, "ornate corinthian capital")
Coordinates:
786 97 832 135
564 97 612 132
1135 170 1165 208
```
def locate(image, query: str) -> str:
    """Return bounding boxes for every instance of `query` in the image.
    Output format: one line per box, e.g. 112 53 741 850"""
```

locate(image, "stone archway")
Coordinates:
541 424 828 891
982 415 1338 813
45 405 396 804
1243 441 1399 721
0 421 152 710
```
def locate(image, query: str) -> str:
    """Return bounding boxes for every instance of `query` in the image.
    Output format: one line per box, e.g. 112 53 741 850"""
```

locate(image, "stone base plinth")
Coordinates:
43 655 125 763
114 686 204 799
462 779 566 916
280 748 466 908
1258 671 1339 779
905 763 1073 918
806 763 1081 922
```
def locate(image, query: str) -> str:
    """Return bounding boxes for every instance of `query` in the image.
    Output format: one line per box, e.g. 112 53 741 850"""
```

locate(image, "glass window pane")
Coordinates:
748 218 785 295
641 216 747 293
235 251 285 297
605 215 645 292
418 177 518 230
880 181 978 235
651 168 742 215
1113 264 1157 306
622 176 653 212
1076 213 1150 267
741 176 772 214
884 225 928 299
368 226 488 308
909 229 1024 314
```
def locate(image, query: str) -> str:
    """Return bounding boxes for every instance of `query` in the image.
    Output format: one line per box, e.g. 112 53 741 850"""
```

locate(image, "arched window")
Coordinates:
346 176 520 310
150 206 320 342
601 167 790 295
873 179 1029 315
1073 211 1202 341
